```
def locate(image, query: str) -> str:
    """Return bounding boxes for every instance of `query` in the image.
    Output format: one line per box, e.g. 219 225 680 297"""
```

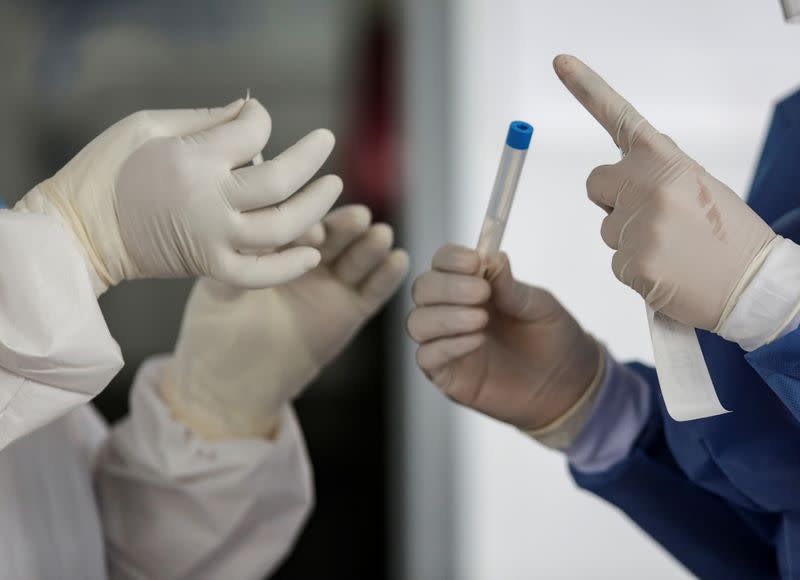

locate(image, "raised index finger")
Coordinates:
553 54 656 153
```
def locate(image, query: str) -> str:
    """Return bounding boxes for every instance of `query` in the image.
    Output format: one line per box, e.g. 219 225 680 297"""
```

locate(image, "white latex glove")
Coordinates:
15 99 342 293
162 205 409 439
554 55 777 331
407 245 604 441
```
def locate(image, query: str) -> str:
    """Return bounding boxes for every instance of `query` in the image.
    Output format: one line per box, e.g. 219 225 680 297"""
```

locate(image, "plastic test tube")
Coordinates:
476 121 534 258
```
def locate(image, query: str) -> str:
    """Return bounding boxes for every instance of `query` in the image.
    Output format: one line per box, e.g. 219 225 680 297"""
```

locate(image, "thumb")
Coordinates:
144 98 246 136
185 98 272 168
487 253 559 322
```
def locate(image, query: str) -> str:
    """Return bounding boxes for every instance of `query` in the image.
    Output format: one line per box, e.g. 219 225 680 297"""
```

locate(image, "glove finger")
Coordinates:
406 304 487 343
586 163 625 211
145 99 245 135
291 222 326 248
488 253 560 321
320 205 372 264
358 249 410 313
334 223 394 286
232 175 342 249
611 247 639 291
184 98 272 169
599 208 631 250
553 54 657 154
431 244 482 274
415 333 485 376
227 129 335 211
216 246 321 289
411 270 490 307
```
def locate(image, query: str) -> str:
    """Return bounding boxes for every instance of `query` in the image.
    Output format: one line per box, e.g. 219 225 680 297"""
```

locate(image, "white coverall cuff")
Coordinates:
126 355 314 471
0 209 122 450
98 355 314 579
719 237 800 351
14 187 109 296
0 368 92 451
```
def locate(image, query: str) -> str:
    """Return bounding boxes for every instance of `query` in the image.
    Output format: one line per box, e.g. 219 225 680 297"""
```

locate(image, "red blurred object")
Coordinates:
343 17 400 222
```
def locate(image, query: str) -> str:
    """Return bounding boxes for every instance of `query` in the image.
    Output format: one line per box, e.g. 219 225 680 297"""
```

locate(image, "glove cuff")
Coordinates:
524 336 606 450
14 186 110 296
717 236 800 350
159 362 283 441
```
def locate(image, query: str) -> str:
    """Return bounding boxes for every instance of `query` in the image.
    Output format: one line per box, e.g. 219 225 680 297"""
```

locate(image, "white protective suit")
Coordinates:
0 208 313 579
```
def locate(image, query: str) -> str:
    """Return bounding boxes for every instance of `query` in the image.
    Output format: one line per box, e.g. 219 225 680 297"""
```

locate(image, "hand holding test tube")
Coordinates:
476 121 533 258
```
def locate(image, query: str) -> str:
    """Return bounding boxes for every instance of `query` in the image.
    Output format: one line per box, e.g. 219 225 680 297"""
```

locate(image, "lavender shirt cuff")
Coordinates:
566 352 652 474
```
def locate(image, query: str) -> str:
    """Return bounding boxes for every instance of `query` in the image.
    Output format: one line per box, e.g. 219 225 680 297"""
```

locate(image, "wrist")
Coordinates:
14 185 109 296
159 367 283 441
717 236 800 350
525 335 606 449
566 357 652 473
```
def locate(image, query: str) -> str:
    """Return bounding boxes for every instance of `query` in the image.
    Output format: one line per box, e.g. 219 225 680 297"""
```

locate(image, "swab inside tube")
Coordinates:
476 121 533 258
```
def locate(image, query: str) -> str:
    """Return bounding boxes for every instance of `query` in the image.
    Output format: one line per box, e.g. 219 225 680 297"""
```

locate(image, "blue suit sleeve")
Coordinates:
571 364 778 579
746 327 800 424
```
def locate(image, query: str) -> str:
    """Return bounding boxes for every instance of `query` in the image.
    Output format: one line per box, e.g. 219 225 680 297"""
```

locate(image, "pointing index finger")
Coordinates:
553 54 656 153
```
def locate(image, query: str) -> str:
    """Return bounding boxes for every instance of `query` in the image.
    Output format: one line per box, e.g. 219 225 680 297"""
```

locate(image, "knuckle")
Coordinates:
611 251 629 282
629 256 652 282
600 218 615 248
586 166 603 192
637 251 660 280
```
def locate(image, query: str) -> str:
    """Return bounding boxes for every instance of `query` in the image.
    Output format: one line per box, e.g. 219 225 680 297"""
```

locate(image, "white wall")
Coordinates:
445 1 800 578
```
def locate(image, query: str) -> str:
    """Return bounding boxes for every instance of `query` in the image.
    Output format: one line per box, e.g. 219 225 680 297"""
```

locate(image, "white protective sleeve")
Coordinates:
95 356 314 580
0 209 123 450
719 237 800 351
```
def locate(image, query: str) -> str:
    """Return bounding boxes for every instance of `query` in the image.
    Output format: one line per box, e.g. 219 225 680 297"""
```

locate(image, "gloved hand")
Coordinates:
15 99 342 293
554 55 777 331
162 205 409 440
407 244 604 439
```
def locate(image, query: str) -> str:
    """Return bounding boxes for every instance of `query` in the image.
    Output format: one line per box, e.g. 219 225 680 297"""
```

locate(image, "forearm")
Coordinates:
570 364 777 578
95 357 314 580
565 352 652 473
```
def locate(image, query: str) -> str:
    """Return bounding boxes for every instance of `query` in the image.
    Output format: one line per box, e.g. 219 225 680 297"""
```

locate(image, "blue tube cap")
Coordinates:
505 121 533 150
0 198 5 209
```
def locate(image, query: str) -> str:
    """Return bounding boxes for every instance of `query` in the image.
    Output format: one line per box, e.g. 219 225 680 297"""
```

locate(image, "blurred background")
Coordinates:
1 0 798 578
